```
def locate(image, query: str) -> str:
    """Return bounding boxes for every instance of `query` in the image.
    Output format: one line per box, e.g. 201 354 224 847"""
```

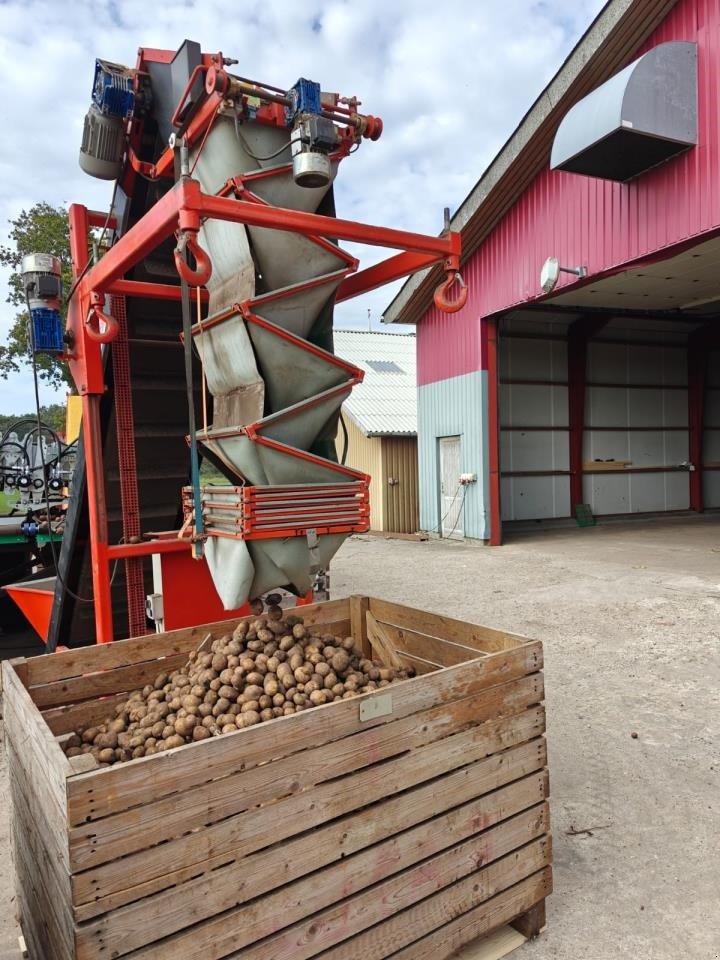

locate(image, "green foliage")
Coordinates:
0 403 67 438
0 202 73 389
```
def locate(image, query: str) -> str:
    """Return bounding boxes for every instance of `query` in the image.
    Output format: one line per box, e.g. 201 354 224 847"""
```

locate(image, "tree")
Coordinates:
0 202 73 389
0 404 67 439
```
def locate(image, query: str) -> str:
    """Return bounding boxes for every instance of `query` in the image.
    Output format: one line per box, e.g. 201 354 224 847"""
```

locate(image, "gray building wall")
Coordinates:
417 371 489 540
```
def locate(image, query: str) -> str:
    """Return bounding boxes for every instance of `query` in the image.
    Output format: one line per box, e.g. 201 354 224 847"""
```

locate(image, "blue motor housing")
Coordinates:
92 59 135 118
30 308 64 355
290 78 322 117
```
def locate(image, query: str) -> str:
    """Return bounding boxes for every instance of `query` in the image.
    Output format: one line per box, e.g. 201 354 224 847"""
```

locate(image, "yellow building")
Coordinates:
334 330 419 534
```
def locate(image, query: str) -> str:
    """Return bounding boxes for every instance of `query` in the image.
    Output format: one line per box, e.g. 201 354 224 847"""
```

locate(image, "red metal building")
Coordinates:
385 0 720 544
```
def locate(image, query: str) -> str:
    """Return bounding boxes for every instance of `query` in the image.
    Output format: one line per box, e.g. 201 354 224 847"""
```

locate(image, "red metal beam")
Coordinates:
106 539 190 559
567 316 610 511
484 317 502 546
82 394 114 643
108 279 208 302
195 191 461 260
336 251 440 303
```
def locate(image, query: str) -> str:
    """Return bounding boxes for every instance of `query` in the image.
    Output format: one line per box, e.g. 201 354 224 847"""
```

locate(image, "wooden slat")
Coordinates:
24 598 352 686
29 653 189 709
381 600 531 654
67 642 543 826
151 807 549 960
69 673 543 871
2 661 71 801
350 595 371 658
71 708 546 909
9 770 74 957
368 599 530 653
75 739 547 922
388 869 553 960
235 838 552 960
366 612 404 669
380 621 487 666
77 773 547 957
42 691 132 736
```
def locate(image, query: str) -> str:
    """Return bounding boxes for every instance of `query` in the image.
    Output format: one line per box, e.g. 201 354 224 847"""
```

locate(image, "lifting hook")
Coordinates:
433 270 468 314
174 230 213 287
85 292 119 343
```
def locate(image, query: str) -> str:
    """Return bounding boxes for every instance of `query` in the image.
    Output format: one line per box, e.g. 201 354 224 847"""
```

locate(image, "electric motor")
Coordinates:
21 253 64 355
79 59 135 180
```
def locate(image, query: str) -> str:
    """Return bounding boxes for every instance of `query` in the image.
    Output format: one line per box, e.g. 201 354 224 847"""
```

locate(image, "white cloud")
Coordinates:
0 0 605 412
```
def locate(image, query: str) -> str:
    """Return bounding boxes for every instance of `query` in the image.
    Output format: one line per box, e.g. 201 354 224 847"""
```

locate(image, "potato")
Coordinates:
292 624 306 640
279 635 294 651
98 748 115 764
193 724 210 741
164 734 185 750
242 684 264 702
66 746 83 758
212 698 231 717
241 700 261 714
82 726 99 744
331 650 350 674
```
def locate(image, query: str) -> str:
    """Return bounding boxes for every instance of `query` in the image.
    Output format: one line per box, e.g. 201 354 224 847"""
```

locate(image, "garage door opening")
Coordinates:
494 233 720 536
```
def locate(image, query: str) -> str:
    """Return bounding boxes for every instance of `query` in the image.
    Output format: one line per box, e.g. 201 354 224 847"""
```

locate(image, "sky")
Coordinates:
0 0 606 413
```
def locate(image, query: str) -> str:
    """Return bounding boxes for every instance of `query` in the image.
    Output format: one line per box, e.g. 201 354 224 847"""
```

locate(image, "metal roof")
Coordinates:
383 0 679 325
333 329 417 437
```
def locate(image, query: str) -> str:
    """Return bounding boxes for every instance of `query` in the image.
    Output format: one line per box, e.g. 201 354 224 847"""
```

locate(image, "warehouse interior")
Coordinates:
497 233 720 527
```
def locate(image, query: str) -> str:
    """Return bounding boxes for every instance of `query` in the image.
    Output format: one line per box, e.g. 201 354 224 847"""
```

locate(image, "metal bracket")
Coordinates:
307 528 320 573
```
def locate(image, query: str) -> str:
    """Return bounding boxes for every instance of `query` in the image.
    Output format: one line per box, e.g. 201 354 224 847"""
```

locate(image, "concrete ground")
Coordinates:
1 513 718 959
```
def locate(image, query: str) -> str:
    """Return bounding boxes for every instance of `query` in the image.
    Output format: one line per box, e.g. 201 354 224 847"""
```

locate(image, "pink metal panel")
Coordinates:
419 0 720 385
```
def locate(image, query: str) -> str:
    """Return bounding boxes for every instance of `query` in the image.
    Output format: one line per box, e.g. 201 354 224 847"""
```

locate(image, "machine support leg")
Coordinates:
82 394 114 643
567 333 586 513
484 317 502 546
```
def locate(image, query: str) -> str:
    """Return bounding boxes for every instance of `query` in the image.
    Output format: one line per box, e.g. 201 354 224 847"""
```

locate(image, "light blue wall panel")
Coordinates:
417 372 488 540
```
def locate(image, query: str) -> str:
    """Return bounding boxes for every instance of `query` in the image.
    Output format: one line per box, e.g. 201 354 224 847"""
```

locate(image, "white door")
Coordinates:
439 436 463 538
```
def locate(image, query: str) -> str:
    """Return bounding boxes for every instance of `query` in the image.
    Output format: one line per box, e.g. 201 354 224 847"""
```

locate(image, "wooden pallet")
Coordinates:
2 595 551 960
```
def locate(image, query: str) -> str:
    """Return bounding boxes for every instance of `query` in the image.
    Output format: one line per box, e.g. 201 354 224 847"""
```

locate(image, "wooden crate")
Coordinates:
1 595 552 960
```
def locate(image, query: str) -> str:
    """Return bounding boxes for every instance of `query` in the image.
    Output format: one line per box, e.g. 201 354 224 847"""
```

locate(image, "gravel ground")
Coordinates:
1 514 718 959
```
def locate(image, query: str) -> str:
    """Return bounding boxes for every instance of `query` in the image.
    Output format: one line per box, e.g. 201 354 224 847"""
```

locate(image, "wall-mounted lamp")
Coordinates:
540 256 588 294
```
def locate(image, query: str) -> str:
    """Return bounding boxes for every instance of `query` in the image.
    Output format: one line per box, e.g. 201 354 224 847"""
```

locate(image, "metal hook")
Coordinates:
433 271 468 314
174 230 213 287
85 293 119 343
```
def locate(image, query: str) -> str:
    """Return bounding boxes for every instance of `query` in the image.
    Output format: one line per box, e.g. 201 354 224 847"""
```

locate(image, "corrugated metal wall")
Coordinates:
382 437 420 533
500 332 570 521
584 341 690 513
417 372 488 539
418 0 720 385
337 416 384 528
337 418 420 532
703 347 720 506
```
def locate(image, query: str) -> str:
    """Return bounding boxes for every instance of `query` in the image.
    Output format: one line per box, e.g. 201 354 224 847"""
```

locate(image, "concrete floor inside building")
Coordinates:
1 514 718 959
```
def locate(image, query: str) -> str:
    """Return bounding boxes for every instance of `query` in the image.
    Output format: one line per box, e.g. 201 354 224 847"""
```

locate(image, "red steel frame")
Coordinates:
67 163 463 646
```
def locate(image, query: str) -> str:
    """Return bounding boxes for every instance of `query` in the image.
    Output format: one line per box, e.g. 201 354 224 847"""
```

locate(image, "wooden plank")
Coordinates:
380 621 488 666
11 807 73 960
75 739 547 922
368 598 530 654
366 611 404 669
6 740 70 875
231 837 552 960
350 595 371 658
69 673 544 871
24 597 351 685
67 641 543 825
42 691 131 736
9 770 74 957
450 924 527 960
388 869 553 960
127 804 549 960
29 652 189 709
71 710 546 909
2 661 71 801
80 782 546 955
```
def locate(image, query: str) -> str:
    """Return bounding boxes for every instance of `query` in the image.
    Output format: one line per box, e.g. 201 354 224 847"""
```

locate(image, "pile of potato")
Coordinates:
62 602 414 767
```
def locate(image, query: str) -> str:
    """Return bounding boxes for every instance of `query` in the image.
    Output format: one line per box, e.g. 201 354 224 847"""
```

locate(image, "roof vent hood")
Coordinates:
551 41 697 182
